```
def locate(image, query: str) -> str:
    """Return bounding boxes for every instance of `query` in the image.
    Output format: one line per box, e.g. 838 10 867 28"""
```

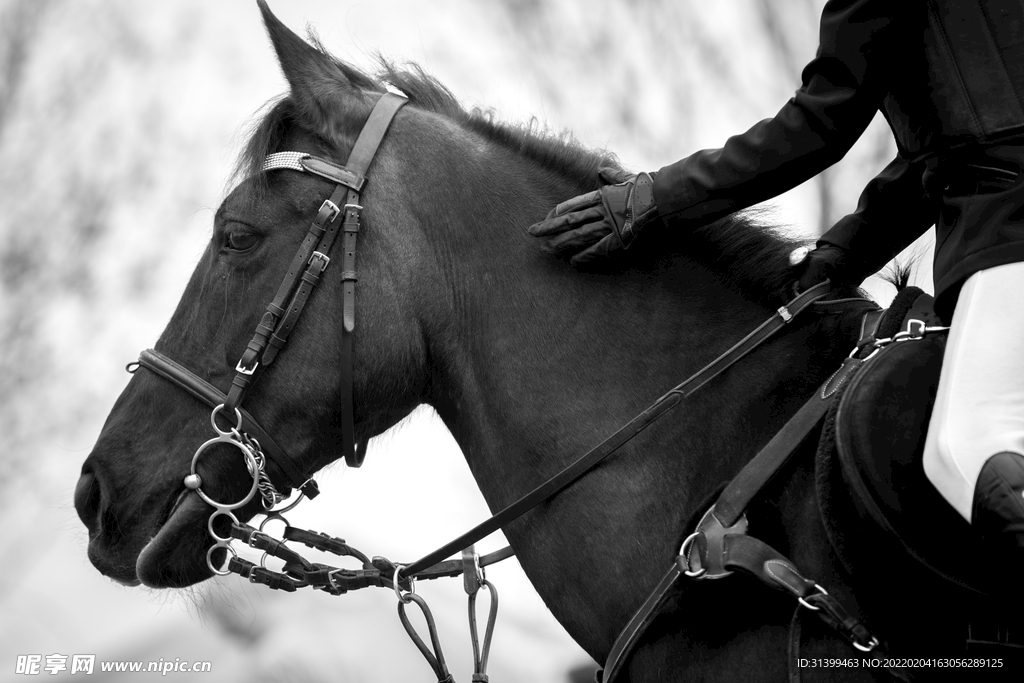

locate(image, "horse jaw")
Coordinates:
135 491 216 588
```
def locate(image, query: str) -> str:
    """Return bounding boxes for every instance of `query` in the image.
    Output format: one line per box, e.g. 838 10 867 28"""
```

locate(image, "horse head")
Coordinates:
74 2 449 588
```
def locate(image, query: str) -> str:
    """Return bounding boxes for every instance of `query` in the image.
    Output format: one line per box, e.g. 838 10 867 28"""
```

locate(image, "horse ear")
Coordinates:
256 0 366 140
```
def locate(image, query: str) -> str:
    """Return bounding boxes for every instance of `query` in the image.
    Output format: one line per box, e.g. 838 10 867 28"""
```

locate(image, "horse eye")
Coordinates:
225 232 260 252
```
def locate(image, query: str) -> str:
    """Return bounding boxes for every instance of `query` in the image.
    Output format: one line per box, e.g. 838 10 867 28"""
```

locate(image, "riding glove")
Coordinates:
793 244 851 292
529 167 659 265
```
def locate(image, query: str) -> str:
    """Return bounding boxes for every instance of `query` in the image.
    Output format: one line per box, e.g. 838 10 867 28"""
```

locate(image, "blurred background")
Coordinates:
0 0 934 681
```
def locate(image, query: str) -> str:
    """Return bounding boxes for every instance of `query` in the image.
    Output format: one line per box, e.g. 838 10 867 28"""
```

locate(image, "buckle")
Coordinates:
247 531 264 550
906 319 926 339
317 200 340 224
342 204 363 232
235 359 259 376
308 251 330 270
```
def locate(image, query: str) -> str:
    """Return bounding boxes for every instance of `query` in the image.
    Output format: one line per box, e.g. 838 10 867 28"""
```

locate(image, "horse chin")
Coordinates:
136 491 216 588
86 548 142 587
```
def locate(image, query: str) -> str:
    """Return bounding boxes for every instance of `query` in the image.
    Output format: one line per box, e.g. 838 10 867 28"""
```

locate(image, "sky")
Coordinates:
0 1 934 681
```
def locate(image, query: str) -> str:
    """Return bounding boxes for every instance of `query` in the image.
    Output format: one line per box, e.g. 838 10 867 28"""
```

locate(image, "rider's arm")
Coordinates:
818 155 937 282
652 0 907 227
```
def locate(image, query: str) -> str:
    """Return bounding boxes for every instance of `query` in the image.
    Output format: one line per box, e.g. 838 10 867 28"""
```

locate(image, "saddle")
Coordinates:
815 287 1024 664
818 286 1024 642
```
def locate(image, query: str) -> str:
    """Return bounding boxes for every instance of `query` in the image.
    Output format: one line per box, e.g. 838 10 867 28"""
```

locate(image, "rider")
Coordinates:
529 1 1024 561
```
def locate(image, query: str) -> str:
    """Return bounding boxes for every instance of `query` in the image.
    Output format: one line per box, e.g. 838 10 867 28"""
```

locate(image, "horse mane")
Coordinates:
235 41 607 197
236 41 809 306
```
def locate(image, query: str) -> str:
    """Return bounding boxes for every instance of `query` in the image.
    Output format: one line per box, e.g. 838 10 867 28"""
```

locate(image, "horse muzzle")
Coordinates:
75 468 143 586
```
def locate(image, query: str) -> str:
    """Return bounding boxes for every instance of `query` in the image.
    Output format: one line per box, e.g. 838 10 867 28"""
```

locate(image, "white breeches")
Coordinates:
922 261 1024 522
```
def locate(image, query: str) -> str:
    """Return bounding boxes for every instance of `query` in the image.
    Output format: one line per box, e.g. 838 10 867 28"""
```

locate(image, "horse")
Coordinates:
73 3 1011 681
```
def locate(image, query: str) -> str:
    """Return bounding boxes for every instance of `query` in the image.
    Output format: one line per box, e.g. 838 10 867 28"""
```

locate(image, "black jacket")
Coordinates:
651 0 1024 314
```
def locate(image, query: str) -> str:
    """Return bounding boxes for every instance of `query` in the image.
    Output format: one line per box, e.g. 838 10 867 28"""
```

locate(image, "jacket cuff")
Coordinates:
651 158 699 222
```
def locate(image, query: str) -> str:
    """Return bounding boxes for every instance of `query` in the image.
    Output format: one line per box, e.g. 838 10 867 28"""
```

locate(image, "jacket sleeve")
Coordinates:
652 0 906 226
818 155 937 281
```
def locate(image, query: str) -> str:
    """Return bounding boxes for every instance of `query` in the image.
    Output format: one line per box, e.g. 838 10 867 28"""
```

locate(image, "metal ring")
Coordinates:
797 583 829 611
210 404 243 436
258 513 290 536
189 435 261 511
206 543 237 576
797 596 820 611
266 491 305 515
207 509 241 543
393 564 415 603
678 532 707 578
853 636 879 653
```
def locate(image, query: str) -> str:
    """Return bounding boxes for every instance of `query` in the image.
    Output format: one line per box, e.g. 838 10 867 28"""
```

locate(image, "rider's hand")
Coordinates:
793 245 851 292
529 167 659 266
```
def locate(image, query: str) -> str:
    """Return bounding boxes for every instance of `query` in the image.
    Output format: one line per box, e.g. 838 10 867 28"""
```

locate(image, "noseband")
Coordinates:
132 92 408 500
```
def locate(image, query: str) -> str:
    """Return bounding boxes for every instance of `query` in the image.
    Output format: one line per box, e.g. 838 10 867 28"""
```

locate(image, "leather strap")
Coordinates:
409 546 516 582
398 593 455 683
332 92 407 466
261 185 349 366
233 92 407 466
400 281 833 579
788 607 802 683
134 349 320 498
233 196 343 381
300 155 366 190
602 305 885 682
722 535 896 665
601 563 684 683
710 304 881 529
338 199 362 464
712 381 837 528
346 93 407 172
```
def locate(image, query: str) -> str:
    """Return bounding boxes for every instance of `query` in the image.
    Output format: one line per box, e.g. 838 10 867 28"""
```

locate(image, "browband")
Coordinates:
263 152 366 191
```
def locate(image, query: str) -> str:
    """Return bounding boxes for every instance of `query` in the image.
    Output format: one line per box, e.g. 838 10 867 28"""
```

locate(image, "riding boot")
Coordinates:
971 452 1024 557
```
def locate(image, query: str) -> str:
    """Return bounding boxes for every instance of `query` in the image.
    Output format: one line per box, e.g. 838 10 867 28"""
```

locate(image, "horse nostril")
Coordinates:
75 471 103 533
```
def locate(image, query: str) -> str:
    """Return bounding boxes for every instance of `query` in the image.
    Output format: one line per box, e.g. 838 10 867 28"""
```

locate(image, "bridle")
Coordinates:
126 89 894 682
135 90 409 498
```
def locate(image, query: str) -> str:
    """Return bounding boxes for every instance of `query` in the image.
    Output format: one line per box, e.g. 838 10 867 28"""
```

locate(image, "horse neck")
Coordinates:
414 145 800 505
408 128 859 659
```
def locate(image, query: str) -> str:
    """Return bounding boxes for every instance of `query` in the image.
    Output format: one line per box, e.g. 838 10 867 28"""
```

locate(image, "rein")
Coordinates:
128 88 875 681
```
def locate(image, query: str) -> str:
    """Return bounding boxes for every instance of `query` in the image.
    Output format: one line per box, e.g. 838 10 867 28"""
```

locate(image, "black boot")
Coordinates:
972 452 1024 554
